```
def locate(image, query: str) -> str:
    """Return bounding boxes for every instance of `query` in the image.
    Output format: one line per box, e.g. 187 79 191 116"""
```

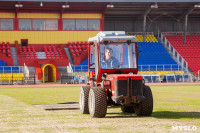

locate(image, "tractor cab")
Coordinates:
88 31 138 82
79 31 153 118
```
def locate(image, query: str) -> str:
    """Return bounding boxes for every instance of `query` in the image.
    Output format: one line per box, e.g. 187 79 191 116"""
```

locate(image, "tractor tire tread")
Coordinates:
90 87 107 118
135 85 153 116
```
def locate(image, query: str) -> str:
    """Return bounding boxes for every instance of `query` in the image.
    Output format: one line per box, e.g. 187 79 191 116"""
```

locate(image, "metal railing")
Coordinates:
0 66 24 73
138 64 182 71
72 65 88 72
72 64 183 72
163 38 188 71
141 73 193 83
69 62 73 73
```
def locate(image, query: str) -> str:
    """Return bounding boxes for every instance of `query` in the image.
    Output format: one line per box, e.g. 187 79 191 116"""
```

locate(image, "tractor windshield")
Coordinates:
100 43 137 69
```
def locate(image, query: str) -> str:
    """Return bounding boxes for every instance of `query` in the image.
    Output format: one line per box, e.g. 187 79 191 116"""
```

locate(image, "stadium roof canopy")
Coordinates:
1 0 200 21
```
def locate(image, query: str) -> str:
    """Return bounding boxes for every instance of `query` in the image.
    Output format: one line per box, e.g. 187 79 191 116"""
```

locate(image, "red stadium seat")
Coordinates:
73 45 77 49
77 45 81 49
166 35 200 75
81 45 86 49
69 45 73 49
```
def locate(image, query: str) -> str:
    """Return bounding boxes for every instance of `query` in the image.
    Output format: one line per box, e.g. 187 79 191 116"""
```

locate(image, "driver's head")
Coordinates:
105 47 113 61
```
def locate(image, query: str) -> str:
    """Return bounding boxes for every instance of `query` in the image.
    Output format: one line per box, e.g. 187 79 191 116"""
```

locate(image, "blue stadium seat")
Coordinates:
2 62 6 66
138 42 179 71
73 58 88 72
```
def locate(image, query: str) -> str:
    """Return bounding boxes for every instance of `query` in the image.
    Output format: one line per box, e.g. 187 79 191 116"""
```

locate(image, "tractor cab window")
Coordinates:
100 43 137 69
90 45 95 70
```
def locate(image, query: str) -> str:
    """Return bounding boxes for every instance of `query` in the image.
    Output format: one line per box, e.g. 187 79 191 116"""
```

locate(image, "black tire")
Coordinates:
134 85 153 116
121 105 135 113
88 87 107 118
79 86 91 114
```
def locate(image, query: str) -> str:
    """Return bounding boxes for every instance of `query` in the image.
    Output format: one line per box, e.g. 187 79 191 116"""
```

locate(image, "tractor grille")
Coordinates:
132 80 143 97
115 80 127 97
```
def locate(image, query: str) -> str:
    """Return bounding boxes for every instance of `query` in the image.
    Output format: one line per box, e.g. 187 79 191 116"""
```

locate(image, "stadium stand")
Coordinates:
165 35 200 76
137 42 180 71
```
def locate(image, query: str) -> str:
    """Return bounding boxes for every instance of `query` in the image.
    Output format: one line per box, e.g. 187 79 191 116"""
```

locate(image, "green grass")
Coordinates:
0 86 79 105
0 84 200 132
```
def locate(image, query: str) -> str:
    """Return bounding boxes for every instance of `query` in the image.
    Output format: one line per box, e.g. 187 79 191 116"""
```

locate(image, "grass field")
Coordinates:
0 85 200 132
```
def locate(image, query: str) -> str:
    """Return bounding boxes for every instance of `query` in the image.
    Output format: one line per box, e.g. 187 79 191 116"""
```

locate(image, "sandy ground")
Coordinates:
0 93 199 133
0 83 199 132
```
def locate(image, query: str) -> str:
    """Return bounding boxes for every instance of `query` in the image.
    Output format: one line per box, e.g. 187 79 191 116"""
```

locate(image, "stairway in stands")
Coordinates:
64 48 73 64
10 47 18 65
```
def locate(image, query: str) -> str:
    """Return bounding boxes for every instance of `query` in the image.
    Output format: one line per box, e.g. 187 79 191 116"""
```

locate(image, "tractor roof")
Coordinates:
88 31 137 44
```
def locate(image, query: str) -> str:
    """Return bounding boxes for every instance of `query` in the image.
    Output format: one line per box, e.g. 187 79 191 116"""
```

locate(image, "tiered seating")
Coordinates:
20 46 38 59
166 35 200 76
44 46 64 59
1 42 11 57
57 48 63 58
72 58 88 72
48 46 54 58
19 47 23 57
0 60 20 73
130 35 158 42
52 46 59 59
31 46 37 59
0 73 24 81
22 46 28 59
138 42 179 70
27 46 33 59
7 45 11 57
68 41 87 58
44 46 50 59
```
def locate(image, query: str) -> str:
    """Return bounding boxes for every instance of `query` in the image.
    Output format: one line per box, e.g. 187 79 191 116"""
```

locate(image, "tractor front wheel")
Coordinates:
79 86 91 114
134 85 153 116
88 87 107 118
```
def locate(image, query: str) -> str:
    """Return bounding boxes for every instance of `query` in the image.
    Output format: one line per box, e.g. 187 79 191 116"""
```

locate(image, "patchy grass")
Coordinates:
0 84 199 132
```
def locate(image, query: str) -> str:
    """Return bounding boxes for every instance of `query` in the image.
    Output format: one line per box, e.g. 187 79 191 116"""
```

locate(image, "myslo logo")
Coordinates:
172 126 197 131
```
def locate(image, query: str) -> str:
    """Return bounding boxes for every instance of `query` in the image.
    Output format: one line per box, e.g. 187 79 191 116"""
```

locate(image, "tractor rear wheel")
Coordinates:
121 105 135 113
79 86 91 114
134 85 153 116
88 87 107 118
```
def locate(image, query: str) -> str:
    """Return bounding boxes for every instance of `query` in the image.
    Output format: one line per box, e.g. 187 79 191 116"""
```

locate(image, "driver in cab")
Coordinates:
101 47 120 69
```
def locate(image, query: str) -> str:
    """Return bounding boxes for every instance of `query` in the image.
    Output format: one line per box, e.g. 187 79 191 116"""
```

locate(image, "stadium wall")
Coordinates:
0 13 102 44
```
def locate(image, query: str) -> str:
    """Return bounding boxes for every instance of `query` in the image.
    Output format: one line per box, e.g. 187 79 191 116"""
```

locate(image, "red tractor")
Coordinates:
79 31 153 118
